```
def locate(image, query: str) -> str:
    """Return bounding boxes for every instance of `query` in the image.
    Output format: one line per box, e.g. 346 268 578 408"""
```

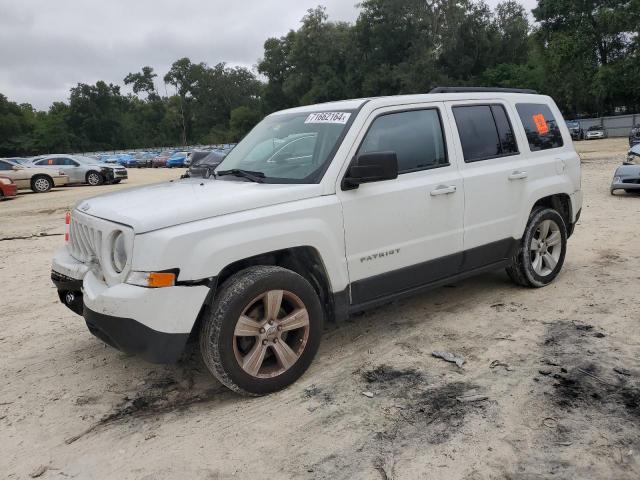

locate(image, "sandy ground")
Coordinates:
1 141 639 480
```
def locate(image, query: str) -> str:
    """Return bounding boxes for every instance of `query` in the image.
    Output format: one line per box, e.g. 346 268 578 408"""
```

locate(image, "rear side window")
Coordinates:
516 103 564 151
452 105 518 162
358 109 448 173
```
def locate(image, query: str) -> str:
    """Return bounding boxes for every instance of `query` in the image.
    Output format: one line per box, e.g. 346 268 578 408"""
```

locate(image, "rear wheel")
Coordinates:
200 266 323 396
31 175 52 193
507 207 567 288
86 171 103 186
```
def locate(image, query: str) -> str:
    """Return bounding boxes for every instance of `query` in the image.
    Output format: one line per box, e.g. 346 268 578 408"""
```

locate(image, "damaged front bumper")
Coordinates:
51 247 210 363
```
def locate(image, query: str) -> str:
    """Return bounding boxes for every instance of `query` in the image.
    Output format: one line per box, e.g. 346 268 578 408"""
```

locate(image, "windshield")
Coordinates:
216 110 355 183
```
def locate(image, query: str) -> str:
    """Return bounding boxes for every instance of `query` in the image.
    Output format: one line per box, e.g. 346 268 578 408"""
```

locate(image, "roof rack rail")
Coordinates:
429 86 538 94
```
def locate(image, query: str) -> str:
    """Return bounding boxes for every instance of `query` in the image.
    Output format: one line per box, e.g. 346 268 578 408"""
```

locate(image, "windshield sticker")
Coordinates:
305 112 351 124
533 113 549 135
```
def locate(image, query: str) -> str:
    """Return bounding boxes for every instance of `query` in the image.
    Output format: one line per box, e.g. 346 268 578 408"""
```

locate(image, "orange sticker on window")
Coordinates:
533 113 549 135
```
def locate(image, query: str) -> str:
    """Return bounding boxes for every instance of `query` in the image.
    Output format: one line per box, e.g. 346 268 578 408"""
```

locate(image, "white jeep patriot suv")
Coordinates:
52 87 582 395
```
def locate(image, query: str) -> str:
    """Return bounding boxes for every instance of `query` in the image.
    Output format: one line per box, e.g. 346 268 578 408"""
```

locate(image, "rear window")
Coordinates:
516 103 564 151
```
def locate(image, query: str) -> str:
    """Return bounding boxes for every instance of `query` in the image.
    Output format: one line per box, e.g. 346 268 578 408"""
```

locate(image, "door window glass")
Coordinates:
453 105 519 162
358 109 448 173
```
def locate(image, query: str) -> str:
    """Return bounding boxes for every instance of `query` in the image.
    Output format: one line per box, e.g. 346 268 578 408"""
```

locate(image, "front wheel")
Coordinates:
200 266 323 396
506 207 567 288
86 171 103 186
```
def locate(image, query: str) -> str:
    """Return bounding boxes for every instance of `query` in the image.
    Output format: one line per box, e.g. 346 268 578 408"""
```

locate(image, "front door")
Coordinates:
337 104 464 306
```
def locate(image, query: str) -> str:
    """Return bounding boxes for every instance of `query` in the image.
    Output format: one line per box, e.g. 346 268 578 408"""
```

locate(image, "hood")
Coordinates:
615 164 640 176
76 178 323 233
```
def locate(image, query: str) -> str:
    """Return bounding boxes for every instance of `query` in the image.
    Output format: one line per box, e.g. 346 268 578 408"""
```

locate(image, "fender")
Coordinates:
514 174 575 239
131 195 349 293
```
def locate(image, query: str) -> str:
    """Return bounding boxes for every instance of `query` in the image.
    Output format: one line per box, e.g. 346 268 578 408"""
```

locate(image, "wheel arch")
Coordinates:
189 246 342 341
532 194 572 236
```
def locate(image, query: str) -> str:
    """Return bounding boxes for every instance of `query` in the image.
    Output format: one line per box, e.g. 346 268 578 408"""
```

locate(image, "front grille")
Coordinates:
69 214 103 265
622 179 640 184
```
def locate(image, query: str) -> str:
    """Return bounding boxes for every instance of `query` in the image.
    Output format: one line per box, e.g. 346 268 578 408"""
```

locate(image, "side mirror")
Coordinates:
342 151 398 190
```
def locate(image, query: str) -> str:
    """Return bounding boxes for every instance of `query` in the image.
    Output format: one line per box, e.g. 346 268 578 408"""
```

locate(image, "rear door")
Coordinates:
338 103 465 305
445 101 527 269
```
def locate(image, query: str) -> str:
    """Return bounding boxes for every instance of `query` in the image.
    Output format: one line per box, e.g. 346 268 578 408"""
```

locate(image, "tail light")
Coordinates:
65 211 71 242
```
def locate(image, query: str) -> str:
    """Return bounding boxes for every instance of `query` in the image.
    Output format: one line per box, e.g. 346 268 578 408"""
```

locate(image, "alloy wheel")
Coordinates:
530 219 562 276
87 173 101 185
232 289 310 379
34 177 51 192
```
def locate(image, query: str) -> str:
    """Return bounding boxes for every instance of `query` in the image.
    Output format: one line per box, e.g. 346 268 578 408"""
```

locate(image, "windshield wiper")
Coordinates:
216 169 266 183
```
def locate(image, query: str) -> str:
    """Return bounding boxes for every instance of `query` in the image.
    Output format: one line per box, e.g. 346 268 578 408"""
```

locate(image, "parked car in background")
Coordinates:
28 154 127 185
585 125 606 140
0 176 18 199
166 151 188 168
184 150 228 178
611 164 640 194
186 150 210 169
629 126 640 147
132 152 155 168
152 154 170 168
0 158 68 192
113 154 137 168
566 120 583 140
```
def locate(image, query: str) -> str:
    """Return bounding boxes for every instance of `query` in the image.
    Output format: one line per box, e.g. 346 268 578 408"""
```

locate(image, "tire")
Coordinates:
506 207 567 288
200 266 324 396
31 175 52 193
86 171 103 186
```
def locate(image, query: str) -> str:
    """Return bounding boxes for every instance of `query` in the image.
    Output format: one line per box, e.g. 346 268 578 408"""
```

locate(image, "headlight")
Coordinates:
111 231 128 273
614 176 622 183
626 154 638 164
0 177 12 185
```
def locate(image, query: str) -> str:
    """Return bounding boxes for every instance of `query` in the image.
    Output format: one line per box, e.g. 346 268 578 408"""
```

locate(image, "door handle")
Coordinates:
430 185 457 196
508 171 528 180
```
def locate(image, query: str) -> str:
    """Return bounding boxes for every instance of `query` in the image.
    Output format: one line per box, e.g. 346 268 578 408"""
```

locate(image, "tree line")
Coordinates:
1 0 639 157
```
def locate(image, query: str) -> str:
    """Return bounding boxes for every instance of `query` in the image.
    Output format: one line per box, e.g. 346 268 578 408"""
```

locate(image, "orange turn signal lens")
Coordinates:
147 272 176 288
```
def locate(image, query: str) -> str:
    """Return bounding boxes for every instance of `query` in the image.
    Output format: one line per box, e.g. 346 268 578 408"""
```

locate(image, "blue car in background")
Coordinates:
167 151 188 168
115 154 138 168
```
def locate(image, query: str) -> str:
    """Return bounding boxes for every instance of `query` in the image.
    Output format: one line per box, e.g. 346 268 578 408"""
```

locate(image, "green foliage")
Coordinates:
2 0 640 156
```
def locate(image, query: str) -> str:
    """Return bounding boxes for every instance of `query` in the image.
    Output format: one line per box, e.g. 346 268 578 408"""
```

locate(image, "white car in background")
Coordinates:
585 125 606 140
28 154 128 185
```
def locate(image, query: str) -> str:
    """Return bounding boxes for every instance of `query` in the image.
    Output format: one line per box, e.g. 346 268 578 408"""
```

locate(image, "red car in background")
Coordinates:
0 176 18 199
151 154 170 168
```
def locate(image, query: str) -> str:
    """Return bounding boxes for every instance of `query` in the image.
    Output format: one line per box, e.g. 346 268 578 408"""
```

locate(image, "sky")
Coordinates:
0 0 538 110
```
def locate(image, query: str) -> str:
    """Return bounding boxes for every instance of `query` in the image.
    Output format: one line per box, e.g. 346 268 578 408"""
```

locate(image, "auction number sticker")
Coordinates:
305 112 351 124
533 113 549 135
